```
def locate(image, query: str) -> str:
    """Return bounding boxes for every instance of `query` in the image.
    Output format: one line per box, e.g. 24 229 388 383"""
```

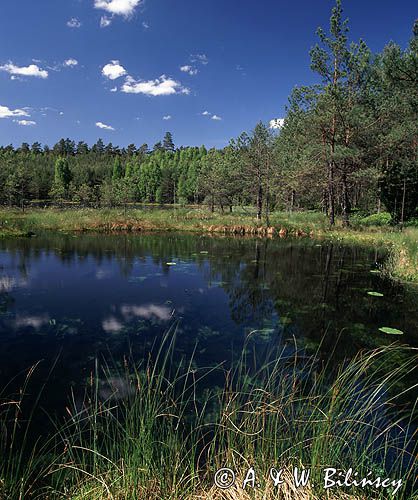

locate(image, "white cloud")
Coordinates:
190 53 209 65
64 58 78 67
163 115 171 120
202 110 211 116
96 121 115 130
180 65 198 76
142 21 150 29
67 17 81 28
0 105 30 119
212 114 222 121
269 118 285 130
102 317 124 333
15 119 36 126
102 60 127 80
110 86 118 92
0 63 48 79
121 304 172 321
94 0 142 17
14 314 50 330
100 15 112 28
121 75 189 96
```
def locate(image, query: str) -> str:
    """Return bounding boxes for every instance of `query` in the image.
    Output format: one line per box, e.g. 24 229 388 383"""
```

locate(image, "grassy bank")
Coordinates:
0 207 417 282
1 328 417 499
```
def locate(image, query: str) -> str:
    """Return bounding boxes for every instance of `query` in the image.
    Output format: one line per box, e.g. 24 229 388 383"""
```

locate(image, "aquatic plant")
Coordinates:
0 327 416 499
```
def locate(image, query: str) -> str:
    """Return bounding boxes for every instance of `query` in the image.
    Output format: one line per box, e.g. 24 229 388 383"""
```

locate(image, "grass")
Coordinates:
0 207 416 282
0 326 417 499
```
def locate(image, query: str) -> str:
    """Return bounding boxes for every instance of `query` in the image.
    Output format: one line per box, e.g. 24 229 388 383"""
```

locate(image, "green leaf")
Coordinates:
379 327 404 335
367 291 384 297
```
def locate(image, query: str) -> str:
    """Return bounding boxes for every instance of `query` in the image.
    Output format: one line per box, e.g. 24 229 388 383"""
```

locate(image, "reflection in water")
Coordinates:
120 303 173 321
0 232 417 419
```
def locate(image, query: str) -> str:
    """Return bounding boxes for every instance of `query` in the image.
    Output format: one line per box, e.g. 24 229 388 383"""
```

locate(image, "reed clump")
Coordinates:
0 327 416 499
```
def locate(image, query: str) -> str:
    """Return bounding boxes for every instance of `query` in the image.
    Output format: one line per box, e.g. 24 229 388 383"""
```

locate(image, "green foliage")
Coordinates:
0 1 415 227
50 157 72 201
112 157 124 181
379 327 404 335
354 212 392 226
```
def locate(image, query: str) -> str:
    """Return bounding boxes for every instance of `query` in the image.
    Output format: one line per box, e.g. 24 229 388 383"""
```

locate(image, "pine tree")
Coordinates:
163 132 175 152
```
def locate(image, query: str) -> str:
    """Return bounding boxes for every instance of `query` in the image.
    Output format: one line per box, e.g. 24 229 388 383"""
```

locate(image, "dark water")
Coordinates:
0 232 417 414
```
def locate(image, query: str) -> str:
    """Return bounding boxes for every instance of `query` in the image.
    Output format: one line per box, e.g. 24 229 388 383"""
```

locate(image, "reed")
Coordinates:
0 326 416 499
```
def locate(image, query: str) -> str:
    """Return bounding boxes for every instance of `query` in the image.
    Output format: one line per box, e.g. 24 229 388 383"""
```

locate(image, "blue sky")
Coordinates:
0 0 416 149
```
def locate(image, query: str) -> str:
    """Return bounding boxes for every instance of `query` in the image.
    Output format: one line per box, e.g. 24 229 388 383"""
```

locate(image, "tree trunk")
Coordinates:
256 183 263 220
290 189 295 212
400 176 406 226
328 161 335 226
341 169 350 227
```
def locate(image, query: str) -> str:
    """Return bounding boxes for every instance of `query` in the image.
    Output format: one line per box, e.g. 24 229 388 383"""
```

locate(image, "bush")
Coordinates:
357 212 392 226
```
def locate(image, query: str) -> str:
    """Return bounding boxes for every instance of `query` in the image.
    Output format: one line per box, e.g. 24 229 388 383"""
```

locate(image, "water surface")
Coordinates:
0 232 417 413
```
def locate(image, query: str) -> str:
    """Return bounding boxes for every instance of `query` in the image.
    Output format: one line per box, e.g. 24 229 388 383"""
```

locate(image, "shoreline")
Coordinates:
0 207 417 283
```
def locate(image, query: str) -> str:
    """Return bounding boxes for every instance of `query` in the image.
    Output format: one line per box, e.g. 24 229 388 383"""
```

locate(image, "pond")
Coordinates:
0 232 417 418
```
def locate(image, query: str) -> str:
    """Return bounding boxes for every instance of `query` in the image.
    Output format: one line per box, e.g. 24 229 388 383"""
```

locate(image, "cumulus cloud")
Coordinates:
94 0 142 17
202 111 222 120
102 60 127 80
0 63 48 79
15 119 36 126
190 53 209 65
14 314 50 330
67 17 81 28
100 15 112 27
102 317 124 333
64 58 78 67
0 105 30 119
120 304 172 321
163 115 171 120
110 86 118 92
121 75 189 96
96 121 115 130
180 65 198 76
269 118 285 129
142 21 150 29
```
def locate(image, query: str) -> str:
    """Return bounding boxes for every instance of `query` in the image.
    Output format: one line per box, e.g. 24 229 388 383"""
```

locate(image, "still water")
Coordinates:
0 232 417 413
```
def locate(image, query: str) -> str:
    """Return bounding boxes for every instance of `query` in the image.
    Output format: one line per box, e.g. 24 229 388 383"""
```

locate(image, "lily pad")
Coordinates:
166 262 177 266
379 327 404 335
367 291 384 297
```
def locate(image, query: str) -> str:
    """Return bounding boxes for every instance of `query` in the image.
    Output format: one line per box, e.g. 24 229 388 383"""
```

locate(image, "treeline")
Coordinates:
0 0 417 225
0 133 208 207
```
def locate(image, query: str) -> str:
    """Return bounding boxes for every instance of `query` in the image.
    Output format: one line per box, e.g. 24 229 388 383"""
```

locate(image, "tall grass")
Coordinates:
0 326 416 499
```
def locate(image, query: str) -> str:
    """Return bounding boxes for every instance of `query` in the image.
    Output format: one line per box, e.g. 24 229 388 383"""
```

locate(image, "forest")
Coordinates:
0 2 417 227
